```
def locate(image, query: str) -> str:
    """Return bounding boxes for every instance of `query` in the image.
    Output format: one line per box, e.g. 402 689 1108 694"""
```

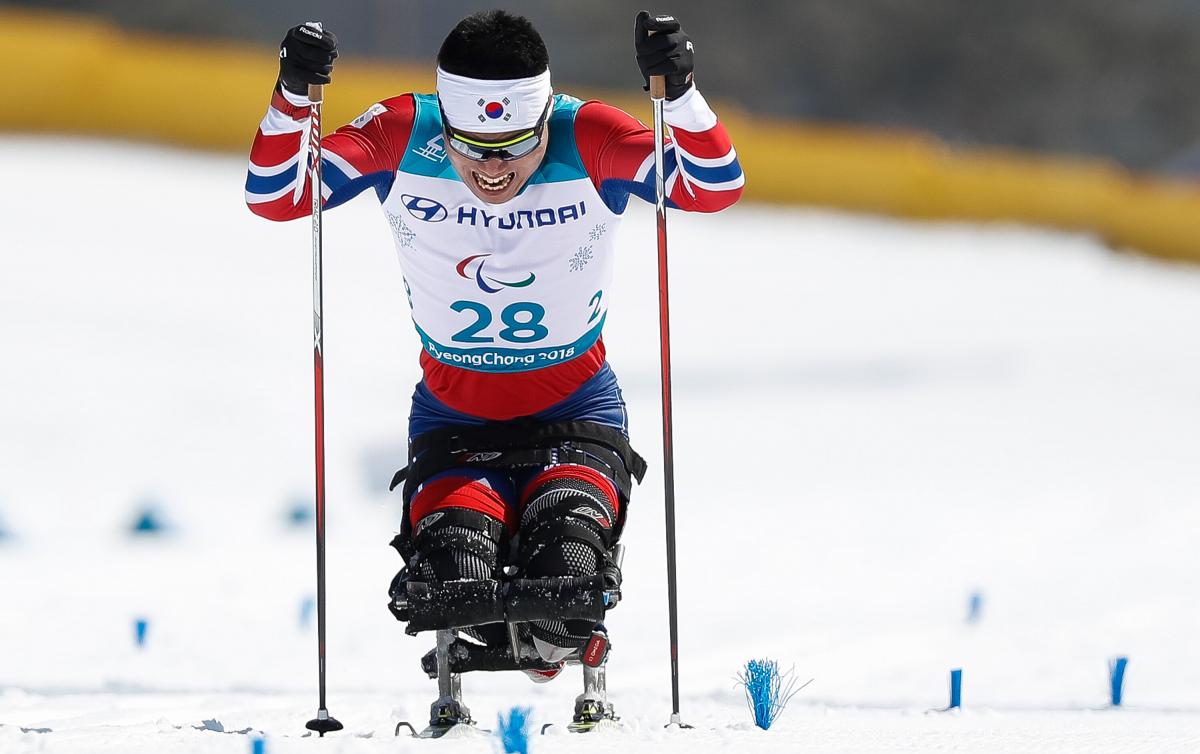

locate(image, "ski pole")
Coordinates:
649 73 690 730
304 76 343 738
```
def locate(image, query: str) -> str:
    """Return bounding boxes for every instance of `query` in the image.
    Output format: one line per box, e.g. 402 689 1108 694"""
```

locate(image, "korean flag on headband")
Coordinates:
476 96 515 124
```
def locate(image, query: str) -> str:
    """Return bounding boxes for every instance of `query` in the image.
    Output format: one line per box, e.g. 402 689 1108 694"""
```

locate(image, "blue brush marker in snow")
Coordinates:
948 668 962 709
496 706 532 753
285 498 313 527
1110 657 1128 706
300 596 315 629
737 659 807 730
134 618 148 648
129 502 167 535
251 736 265 754
966 591 983 623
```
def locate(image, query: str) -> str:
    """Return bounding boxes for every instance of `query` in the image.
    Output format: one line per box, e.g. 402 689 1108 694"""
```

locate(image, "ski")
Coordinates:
544 718 624 735
550 658 620 734
397 722 491 740
395 630 491 740
566 710 623 734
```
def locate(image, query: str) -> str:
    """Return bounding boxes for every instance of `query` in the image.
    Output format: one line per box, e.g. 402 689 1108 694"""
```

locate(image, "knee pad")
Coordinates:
408 472 515 584
519 465 620 576
519 465 620 650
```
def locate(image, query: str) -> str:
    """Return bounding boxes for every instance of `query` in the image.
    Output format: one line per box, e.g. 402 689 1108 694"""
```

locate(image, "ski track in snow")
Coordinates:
2 136 1200 753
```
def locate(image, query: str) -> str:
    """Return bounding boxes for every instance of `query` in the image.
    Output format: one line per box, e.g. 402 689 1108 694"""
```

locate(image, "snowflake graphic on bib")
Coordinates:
569 245 594 272
386 212 416 248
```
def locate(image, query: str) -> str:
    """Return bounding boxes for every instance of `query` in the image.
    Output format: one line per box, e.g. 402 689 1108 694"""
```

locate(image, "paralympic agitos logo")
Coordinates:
457 254 535 294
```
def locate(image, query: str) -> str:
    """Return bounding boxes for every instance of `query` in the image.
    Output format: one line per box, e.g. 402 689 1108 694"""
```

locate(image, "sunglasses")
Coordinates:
441 101 550 162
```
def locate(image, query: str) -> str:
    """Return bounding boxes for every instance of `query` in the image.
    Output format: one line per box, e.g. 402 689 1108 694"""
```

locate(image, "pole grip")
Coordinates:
646 25 665 100
649 75 666 101
309 83 325 103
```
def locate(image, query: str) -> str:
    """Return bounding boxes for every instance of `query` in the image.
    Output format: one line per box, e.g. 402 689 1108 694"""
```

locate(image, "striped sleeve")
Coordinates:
246 88 415 221
574 87 744 215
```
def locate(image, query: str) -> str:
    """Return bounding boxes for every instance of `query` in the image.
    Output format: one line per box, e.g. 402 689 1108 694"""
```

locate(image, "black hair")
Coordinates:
437 9 549 80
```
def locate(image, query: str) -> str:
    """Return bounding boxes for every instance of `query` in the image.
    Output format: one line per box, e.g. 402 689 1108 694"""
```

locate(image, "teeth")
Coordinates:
474 172 514 192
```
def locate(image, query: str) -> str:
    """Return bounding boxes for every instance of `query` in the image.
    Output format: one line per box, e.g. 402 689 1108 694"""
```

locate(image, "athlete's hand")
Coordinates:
634 11 695 100
278 22 338 96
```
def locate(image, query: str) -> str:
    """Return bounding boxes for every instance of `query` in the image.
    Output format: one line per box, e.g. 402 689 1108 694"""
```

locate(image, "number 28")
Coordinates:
451 300 548 343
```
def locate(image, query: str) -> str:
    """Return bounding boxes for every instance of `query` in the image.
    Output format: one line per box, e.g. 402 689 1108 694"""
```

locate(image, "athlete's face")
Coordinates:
445 98 551 205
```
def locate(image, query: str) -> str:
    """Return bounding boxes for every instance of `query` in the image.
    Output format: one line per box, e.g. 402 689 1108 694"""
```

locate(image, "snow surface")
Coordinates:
2 136 1200 752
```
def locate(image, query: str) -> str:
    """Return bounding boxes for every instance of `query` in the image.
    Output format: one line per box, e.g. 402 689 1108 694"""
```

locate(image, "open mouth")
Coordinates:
473 171 515 193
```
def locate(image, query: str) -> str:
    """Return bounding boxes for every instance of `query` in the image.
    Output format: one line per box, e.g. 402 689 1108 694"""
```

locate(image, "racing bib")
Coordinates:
381 94 622 374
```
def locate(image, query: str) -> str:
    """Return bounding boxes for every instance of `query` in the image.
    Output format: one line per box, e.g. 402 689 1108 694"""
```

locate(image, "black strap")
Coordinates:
392 419 646 503
398 420 644 482
411 419 641 459
390 418 647 562
392 443 633 498
518 517 610 565
411 508 508 562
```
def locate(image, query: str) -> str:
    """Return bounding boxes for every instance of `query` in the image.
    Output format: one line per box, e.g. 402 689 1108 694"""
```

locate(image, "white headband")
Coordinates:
436 67 552 133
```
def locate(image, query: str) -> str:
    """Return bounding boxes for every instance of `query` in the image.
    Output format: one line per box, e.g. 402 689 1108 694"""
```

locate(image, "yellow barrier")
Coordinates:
5 8 1200 262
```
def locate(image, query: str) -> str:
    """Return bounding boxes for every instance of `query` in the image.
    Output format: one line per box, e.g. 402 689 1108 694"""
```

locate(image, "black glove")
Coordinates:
278 22 338 96
634 11 695 100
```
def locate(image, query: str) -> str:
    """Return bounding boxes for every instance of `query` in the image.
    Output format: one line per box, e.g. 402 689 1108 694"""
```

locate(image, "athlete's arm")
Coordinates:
245 88 415 221
574 88 744 215
579 10 742 214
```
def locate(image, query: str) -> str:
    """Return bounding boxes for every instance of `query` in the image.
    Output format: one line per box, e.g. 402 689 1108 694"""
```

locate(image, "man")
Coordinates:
246 10 742 687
